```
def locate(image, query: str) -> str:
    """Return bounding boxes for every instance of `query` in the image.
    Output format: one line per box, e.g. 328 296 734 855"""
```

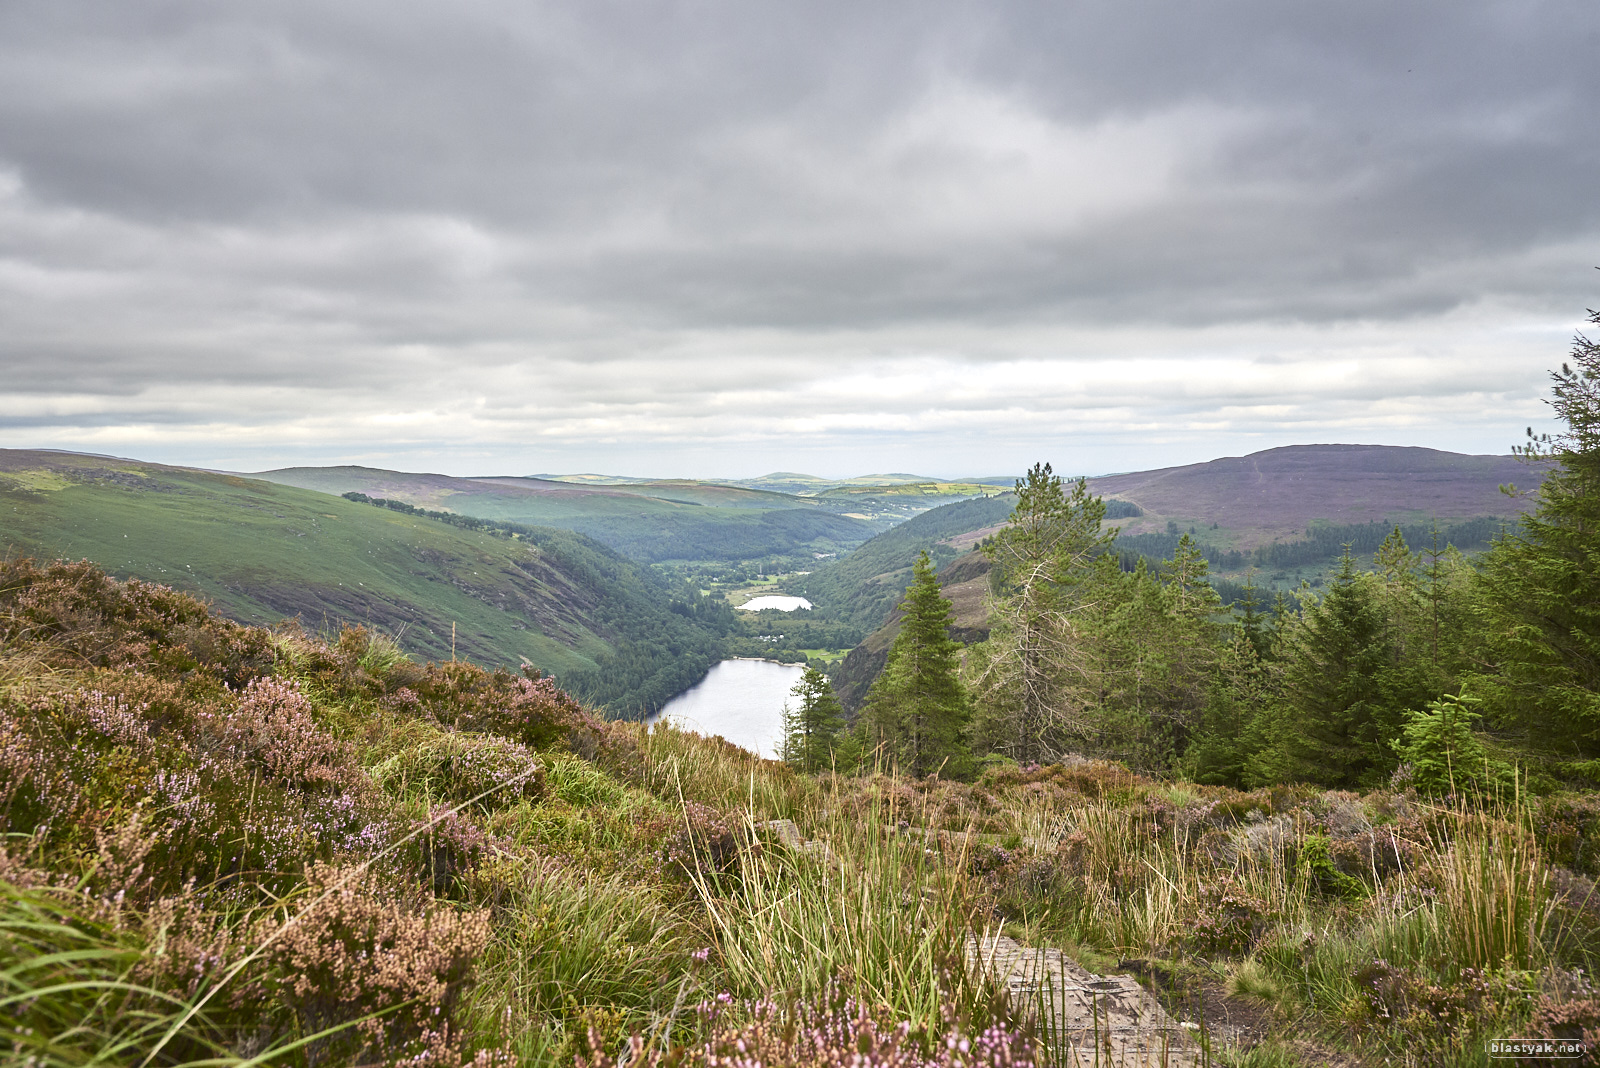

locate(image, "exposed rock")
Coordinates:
968 932 1202 1068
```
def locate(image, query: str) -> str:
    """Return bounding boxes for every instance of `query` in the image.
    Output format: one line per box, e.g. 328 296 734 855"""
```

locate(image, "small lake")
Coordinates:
737 595 813 611
649 658 806 758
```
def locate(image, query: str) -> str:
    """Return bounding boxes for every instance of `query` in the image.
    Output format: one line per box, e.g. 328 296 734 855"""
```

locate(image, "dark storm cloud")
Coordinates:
0 0 1594 475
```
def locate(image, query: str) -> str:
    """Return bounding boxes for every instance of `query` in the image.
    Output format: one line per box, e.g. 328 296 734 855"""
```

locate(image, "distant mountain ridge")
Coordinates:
253 465 880 564
254 466 995 558
1087 444 1536 549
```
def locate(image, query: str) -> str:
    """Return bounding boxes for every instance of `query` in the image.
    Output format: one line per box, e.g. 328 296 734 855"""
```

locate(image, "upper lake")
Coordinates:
649 658 805 758
737 595 813 611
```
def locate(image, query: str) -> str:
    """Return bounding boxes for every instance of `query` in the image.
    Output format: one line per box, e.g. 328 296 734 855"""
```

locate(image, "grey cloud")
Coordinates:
0 0 1594 473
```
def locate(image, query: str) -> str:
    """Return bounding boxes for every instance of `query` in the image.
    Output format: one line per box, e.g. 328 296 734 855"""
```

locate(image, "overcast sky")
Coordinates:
1 1 1596 479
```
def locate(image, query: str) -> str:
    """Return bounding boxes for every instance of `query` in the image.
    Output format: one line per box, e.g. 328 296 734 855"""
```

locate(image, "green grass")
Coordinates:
0 450 729 714
0 451 607 672
253 465 882 563
0 880 323 1067
463 859 698 1062
797 647 851 662
688 789 992 1039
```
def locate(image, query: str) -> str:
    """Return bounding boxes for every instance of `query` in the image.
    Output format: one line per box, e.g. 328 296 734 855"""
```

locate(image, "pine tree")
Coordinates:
969 462 1113 761
1280 551 1411 786
1092 557 1168 762
1392 694 1511 795
1237 570 1271 660
1187 629 1273 786
781 666 845 773
1157 533 1223 719
861 551 971 778
1469 308 1600 760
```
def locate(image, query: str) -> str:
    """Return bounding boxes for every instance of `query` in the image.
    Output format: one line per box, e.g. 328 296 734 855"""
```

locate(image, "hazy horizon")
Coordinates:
5 438 1533 487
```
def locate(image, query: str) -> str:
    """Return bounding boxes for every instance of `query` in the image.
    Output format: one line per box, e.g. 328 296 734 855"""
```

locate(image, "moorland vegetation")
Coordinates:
5 553 1600 1067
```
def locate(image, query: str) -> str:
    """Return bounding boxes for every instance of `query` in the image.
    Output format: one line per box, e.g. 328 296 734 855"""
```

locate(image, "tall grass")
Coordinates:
632 721 813 817
0 881 297 1067
688 783 1000 1041
462 858 699 1065
1426 798 1552 972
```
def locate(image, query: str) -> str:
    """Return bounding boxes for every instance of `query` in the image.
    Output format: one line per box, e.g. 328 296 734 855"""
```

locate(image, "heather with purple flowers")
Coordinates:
582 991 1038 1068
30 556 1578 1067
218 676 363 793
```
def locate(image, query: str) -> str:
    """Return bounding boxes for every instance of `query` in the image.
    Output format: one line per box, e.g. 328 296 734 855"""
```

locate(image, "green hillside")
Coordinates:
256 466 879 564
479 476 807 510
0 450 725 716
814 481 998 500
794 493 1017 631
726 471 944 495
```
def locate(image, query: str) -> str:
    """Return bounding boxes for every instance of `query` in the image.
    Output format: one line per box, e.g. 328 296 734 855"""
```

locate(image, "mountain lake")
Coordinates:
649 658 806 758
736 595 813 611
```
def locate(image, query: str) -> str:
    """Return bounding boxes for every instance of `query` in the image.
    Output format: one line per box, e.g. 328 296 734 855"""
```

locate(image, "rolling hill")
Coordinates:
1087 444 1535 548
253 465 880 563
814 445 1545 704
0 450 726 716
792 493 1018 632
722 472 948 495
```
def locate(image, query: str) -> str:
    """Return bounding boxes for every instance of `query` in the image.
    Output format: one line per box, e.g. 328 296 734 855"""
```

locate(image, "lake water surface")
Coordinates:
736 595 813 611
649 658 805 758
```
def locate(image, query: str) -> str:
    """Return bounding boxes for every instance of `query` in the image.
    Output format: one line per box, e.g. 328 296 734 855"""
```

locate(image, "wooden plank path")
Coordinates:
968 932 1204 1068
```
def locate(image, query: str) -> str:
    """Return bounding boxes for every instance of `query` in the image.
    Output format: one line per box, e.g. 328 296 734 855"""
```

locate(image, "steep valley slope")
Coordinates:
0 450 723 716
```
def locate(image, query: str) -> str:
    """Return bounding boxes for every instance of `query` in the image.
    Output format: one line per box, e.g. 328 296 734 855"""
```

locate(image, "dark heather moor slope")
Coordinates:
1088 444 1535 547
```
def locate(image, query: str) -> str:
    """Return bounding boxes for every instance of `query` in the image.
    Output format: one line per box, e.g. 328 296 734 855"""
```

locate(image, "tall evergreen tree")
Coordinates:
1469 309 1600 761
1085 536 1225 769
969 462 1113 760
1280 551 1423 786
1157 533 1223 720
861 551 971 777
1187 628 1275 786
1236 570 1272 660
781 666 845 773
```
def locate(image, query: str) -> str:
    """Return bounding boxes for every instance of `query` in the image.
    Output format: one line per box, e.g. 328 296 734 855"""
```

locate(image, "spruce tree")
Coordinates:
1157 533 1223 720
1187 629 1271 786
781 666 845 773
1470 308 1600 761
861 551 971 777
1392 694 1511 795
1280 551 1414 786
1236 570 1271 660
